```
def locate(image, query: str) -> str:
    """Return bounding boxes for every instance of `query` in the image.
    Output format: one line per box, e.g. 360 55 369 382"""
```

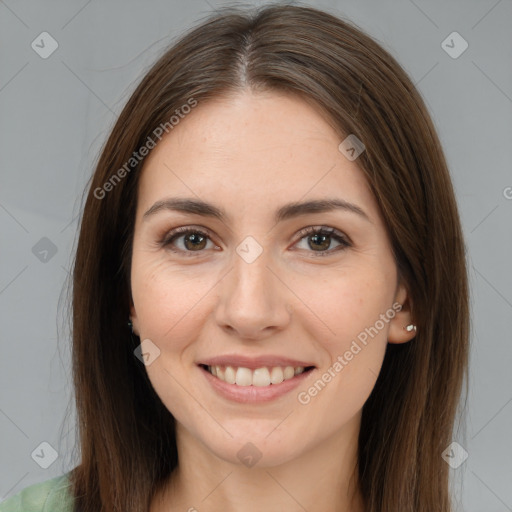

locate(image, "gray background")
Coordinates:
1 0 511 510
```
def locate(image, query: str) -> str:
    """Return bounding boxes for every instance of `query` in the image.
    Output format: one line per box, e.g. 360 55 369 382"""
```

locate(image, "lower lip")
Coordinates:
199 365 315 403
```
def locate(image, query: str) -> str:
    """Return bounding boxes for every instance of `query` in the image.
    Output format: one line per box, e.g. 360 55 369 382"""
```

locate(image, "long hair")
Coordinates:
70 4 469 511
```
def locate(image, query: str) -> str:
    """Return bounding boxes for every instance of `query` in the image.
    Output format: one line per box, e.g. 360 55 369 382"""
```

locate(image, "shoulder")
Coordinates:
0 472 74 512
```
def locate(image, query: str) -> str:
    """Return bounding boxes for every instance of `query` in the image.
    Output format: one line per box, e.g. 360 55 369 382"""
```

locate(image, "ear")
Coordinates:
387 281 416 344
129 301 140 337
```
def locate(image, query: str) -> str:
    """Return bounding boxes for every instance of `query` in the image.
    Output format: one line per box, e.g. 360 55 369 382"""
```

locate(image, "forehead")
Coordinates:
136 90 377 221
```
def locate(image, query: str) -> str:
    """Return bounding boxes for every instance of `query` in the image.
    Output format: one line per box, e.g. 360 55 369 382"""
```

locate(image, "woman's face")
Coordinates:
130 90 413 467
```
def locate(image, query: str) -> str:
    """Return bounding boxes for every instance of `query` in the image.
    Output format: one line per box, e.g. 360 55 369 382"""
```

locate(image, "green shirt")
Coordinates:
0 472 74 512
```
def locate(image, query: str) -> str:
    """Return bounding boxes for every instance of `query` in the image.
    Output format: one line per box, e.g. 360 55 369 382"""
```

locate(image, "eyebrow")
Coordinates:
142 197 371 223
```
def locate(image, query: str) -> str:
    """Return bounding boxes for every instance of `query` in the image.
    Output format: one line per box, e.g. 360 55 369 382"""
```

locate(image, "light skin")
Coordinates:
129 90 415 512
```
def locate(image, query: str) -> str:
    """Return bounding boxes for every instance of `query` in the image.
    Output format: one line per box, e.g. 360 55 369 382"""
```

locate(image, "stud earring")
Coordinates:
405 324 417 332
127 319 133 332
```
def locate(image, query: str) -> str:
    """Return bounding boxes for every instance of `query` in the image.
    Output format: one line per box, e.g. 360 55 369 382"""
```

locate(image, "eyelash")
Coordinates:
160 225 351 258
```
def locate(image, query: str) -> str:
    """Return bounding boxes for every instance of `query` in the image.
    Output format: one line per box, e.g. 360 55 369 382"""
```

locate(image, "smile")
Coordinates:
198 363 316 403
203 364 313 386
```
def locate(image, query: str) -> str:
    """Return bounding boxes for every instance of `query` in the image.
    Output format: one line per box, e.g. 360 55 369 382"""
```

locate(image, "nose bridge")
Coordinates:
230 238 278 307
215 237 290 337
233 243 273 297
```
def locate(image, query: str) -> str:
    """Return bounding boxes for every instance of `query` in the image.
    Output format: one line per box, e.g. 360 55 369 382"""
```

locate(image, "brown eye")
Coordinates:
294 226 351 256
308 232 331 251
161 227 215 255
181 232 208 251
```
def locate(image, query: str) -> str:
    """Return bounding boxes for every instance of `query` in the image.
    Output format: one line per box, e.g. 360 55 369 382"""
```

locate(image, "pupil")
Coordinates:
310 234 329 251
185 233 206 250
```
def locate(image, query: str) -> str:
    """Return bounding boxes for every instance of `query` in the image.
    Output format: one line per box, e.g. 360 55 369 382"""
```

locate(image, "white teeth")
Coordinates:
270 366 284 384
235 367 253 386
252 367 271 387
283 366 295 379
207 364 309 386
224 366 236 384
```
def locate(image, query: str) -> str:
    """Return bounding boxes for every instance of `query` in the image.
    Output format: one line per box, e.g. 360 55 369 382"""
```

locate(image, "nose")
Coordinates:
214 247 292 341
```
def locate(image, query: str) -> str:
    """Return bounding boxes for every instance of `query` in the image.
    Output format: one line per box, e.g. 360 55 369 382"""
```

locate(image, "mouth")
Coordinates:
199 364 315 386
197 362 316 403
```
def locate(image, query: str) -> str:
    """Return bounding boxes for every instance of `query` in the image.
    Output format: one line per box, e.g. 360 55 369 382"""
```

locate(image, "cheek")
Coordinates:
130 256 216 424
130 252 215 351
291 263 395 399
292 262 396 345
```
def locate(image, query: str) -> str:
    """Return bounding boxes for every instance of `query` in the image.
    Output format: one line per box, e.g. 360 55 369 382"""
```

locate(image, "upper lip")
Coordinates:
198 355 316 370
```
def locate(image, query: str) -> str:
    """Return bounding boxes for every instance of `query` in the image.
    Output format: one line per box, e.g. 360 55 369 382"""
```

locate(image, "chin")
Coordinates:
197 425 307 469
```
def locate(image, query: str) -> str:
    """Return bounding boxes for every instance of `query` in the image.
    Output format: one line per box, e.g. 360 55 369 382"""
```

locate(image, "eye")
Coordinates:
161 226 217 256
293 226 351 257
160 225 351 258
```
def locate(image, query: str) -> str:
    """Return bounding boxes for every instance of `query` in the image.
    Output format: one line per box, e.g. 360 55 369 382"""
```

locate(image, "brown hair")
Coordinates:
69 4 469 511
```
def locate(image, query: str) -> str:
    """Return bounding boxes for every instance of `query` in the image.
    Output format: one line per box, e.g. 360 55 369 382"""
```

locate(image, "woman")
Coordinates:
0 3 469 512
